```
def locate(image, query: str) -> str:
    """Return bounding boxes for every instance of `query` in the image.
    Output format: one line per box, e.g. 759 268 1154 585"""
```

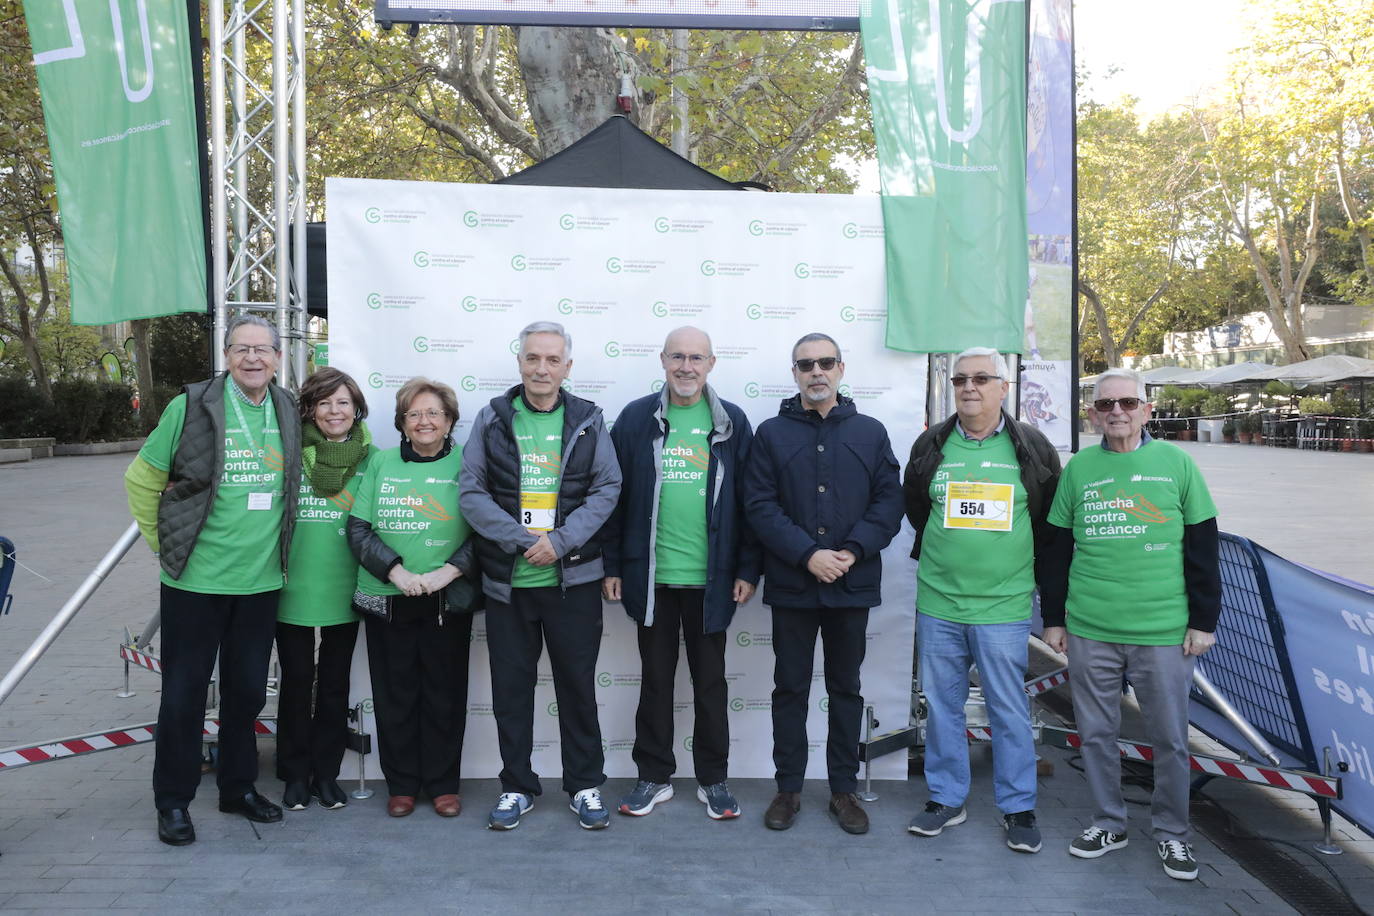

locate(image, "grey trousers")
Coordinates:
1067 634 1196 842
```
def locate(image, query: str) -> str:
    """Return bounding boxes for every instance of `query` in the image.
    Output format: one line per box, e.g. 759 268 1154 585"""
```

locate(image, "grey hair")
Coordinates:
1093 367 1148 400
519 320 572 358
663 325 713 356
953 347 1009 380
223 313 281 352
791 332 842 362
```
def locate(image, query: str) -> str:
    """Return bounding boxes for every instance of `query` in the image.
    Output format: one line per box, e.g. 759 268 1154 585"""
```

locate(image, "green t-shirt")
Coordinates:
139 389 286 595
1047 439 1217 645
916 431 1035 624
654 399 712 586
349 446 471 597
511 398 563 589
277 446 375 626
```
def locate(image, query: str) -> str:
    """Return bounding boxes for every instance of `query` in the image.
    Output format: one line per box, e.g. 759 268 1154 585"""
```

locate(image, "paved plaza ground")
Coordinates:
0 442 1371 913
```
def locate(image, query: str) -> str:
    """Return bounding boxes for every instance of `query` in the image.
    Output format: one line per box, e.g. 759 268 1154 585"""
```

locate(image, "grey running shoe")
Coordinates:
1002 810 1042 853
618 780 673 816
1158 840 1198 880
696 782 741 820
1069 825 1129 858
908 800 967 836
570 788 610 830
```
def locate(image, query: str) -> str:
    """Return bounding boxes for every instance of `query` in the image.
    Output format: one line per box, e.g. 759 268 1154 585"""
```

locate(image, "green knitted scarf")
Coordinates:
301 420 371 497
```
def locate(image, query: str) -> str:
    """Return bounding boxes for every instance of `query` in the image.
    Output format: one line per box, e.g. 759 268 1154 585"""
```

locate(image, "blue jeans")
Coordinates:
918 612 1036 814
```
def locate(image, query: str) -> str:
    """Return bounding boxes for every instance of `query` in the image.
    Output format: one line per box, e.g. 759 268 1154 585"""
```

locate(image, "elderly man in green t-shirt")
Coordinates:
124 314 302 846
902 347 1060 854
1040 367 1221 882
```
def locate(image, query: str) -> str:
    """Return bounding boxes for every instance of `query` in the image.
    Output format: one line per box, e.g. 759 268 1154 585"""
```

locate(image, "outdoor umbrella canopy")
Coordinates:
1264 354 1374 382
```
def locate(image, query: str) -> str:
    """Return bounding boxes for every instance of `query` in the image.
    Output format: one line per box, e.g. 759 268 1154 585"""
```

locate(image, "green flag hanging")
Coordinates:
24 0 206 325
861 0 1029 353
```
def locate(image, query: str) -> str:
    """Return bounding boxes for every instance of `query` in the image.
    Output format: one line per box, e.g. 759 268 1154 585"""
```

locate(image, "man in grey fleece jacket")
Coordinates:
459 321 622 831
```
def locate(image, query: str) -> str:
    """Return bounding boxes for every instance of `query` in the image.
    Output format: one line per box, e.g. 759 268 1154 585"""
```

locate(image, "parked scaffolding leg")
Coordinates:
857 705 878 803
348 702 374 800
1314 747 1344 856
116 627 135 699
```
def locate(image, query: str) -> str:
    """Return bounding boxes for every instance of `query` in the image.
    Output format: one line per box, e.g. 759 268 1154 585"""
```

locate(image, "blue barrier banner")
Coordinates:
1257 544 1374 837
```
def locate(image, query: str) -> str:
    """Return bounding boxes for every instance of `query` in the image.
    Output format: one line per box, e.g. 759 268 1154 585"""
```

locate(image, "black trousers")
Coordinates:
274 620 360 783
770 605 869 794
485 582 605 796
632 587 729 786
363 603 472 798
153 584 279 810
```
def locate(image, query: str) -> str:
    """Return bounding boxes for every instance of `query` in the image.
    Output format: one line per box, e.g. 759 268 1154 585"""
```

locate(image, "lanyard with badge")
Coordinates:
228 388 279 511
943 480 1014 531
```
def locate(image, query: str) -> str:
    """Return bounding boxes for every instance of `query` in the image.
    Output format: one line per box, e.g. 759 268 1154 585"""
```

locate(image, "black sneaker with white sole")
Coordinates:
1002 810 1042 853
1158 840 1199 880
908 801 967 836
1069 825 1129 858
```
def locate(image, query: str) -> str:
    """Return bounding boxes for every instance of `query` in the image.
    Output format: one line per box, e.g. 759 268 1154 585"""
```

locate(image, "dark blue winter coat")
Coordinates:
602 386 761 634
743 394 903 609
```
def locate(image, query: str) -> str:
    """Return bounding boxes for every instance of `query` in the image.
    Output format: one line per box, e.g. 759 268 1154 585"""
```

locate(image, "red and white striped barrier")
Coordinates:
119 644 162 675
966 727 992 741
0 718 278 771
1024 667 1070 697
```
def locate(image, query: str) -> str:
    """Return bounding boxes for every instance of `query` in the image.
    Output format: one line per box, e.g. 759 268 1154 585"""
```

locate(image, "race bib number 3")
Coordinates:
520 491 556 532
943 481 1013 531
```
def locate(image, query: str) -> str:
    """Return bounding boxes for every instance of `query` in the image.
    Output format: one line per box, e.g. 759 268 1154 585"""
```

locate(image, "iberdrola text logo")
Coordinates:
604 341 622 357
510 254 527 271
794 262 811 279
596 671 612 688
462 210 479 228
840 306 857 323
413 251 430 268
412 336 429 353
606 257 623 274
699 260 717 277
364 207 381 224
557 298 573 315
461 296 478 312
654 217 670 233
367 293 382 310
745 303 763 320
743 382 761 398
747 219 764 237
460 376 478 392
367 372 383 389
842 222 859 239
559 213 576 231
652 301 668 317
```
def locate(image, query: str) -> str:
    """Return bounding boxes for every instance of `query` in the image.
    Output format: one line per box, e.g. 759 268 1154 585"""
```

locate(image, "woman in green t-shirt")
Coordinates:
346 378 477 819
275 368 376 812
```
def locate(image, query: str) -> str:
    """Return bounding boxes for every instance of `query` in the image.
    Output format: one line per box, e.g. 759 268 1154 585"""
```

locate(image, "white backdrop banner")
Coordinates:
328 177 925 784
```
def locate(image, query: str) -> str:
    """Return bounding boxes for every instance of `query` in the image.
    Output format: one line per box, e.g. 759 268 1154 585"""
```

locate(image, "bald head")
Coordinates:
660 325 716 406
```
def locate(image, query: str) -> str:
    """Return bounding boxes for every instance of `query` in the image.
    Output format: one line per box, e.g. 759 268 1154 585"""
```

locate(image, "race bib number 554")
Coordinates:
943 481 1013 531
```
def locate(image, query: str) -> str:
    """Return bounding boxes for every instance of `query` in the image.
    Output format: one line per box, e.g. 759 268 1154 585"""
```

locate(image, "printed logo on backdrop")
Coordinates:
729 696 772 711
460 295 519 314
596 671 642 688
742 382 797 400
364 206 423 225
509 339 520 354
653 300 710 318
699 259 759 278
462 209 522 230
650 379 665 393
819 696 830 712
556 297 614 316
547 702 559 717
367 292 424 312
412 250 472 269
840 304 885 324
469 702 494 717
603 341 659 359
412 336 474 354
735 630 773 648
794 262 855 280
746 218 804 238
655 216 713 234
746 302 805 322
510 254 570 273
560 212 618 232
606 256 665 275
367 372 408 390
714 345 760 362
460 374 515 393
841 221 884 240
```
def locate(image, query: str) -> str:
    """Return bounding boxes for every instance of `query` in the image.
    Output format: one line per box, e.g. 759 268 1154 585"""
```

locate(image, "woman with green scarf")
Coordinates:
275 368 375 811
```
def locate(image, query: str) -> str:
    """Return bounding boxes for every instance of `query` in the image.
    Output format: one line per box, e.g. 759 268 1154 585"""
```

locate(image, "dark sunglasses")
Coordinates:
950 373 1002 387
1093 397 1143 412
793 357 839 372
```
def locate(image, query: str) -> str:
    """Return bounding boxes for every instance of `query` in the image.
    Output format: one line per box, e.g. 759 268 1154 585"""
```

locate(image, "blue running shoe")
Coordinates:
570 788 610 830
696 782 741 820
487 792 533 830
618 780 673 816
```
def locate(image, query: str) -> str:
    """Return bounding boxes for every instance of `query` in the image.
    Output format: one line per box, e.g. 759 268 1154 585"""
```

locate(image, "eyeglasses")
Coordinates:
950 374 1002 388
793 357 839 372
1093 397 1143 412
404 408 446 422
228 344 276 358
665 352 710 366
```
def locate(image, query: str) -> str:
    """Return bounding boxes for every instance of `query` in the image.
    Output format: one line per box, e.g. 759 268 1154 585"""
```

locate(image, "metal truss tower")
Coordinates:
208 0 308 387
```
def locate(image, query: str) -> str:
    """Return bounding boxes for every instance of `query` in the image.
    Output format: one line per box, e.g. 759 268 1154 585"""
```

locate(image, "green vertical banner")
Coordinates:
861 0 1028 353
24 0 206 325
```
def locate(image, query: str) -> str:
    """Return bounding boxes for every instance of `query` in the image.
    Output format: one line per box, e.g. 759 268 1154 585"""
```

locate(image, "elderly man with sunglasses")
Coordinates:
1040 367 1220 881
743 332 903 835
901 347 1061 854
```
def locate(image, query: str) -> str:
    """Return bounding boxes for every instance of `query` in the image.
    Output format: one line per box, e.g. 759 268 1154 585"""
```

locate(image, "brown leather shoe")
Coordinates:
763 791 801 830
829 792 869 835
387 795 416 817
433 794 462 817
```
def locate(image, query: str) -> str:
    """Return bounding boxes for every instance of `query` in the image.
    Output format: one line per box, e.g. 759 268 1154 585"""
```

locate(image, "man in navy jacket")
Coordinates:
603 326 760 821
743 332 903 835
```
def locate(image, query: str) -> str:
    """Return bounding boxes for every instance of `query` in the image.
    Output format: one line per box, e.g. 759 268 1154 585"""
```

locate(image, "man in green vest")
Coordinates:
124 314 302 846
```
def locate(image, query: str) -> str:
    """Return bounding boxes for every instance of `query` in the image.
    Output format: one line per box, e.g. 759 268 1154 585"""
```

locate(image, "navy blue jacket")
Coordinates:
743 395 903 609
602 387 761 634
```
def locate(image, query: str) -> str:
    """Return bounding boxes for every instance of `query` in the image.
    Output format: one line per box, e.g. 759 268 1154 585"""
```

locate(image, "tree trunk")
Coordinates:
130 318 158 431
516 27 630 156
1080 280 1118 366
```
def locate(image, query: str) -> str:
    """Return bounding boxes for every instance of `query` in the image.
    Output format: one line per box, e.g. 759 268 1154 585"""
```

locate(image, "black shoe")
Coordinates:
157 808 195 846
282 780 311 811
828 792 870 835
219 789 284 823
764 791 801 830
313 778 348 810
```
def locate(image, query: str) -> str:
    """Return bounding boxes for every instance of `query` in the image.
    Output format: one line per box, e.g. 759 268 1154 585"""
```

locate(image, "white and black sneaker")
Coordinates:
1069 825 1129 859
908 801 967 836
1158 840 1199 880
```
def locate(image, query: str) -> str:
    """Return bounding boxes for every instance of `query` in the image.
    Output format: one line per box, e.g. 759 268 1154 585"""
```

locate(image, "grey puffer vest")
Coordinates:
157 375 302 581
